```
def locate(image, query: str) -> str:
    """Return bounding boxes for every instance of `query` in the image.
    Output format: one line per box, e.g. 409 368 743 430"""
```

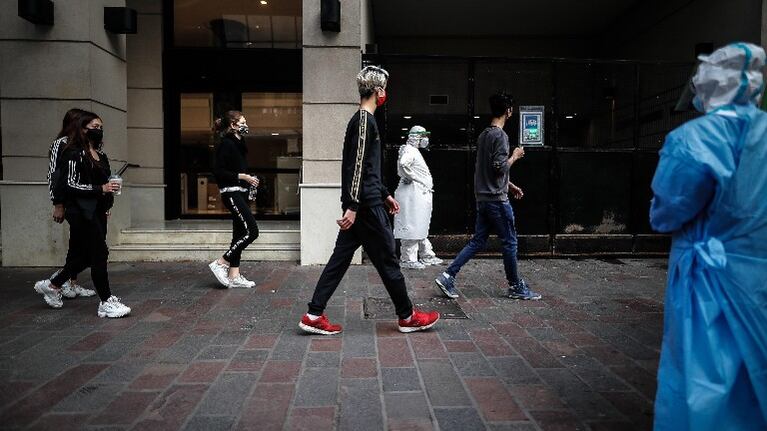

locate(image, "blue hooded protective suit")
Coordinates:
651 42 767 431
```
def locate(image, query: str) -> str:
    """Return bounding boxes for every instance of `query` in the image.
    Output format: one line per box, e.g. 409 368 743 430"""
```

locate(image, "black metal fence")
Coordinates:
367 55 698 256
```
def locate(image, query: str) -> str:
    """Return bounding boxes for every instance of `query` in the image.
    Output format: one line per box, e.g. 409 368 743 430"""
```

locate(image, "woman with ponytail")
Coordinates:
209 110 261 288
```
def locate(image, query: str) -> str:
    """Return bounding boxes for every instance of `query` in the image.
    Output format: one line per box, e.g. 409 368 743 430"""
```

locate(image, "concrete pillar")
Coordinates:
300 0 365 265
127 0 164 225
0 0 129 266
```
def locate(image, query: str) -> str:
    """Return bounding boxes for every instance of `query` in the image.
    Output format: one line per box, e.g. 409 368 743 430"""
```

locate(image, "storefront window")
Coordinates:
174 0 302 49
179 92 302 217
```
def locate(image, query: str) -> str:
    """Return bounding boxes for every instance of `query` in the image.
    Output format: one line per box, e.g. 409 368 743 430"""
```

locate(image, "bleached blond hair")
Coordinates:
357 65 389 98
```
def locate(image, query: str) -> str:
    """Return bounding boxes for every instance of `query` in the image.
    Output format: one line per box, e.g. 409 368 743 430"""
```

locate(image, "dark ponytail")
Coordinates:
214 110 243 135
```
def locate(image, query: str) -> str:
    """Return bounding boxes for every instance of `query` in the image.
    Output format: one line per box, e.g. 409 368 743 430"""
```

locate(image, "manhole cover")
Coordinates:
363 297 468 320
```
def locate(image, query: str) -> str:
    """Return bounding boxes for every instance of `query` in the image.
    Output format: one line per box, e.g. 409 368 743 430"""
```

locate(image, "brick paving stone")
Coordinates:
378 337 414 367
307 351 342 368
28 413 92 431
244 333 279 349
433 407 485 431
129 363 185 390
178 361 226 383
443 340 477 352
384 392 432 422
294 367 341 407
260 360 302 383
132 384 208 430
271 332 310 360
341 358 378 378
184 415 237 431
52 383 123 413
196 345 238 360
381 367 422 392
287 406 336 431
409 332 448 360
449 352 497 377
227 349 269 371
197 372 258 415
488 357 542 384
507 336 564 369
67 331 115 352
465 377 527 422
237 383 294 431
529 410 588 431
92 361 148 384
311 338 343 352
89 391 160 425
507 384 566 410
338 378 384 431
418 360 473 407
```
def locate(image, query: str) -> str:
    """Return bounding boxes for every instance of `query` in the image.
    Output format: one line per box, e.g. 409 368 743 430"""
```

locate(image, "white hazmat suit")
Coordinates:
394 126 443 269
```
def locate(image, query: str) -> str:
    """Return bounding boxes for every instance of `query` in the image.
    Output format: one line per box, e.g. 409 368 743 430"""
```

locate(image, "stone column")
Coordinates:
127 0 164 224
0 0 129 266
300 0 364 265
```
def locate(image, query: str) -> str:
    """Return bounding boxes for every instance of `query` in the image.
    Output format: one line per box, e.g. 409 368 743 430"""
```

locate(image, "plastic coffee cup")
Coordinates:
109 174 123 196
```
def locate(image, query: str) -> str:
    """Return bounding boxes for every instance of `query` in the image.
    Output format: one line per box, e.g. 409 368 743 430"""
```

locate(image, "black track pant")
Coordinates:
222 191 259 267
51 211 111 301
308 205 414 319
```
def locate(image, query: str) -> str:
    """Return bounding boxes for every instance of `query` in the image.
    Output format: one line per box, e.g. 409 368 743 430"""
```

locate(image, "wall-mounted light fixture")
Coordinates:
104 7 137 34
321 0 340 32
18 0 53 26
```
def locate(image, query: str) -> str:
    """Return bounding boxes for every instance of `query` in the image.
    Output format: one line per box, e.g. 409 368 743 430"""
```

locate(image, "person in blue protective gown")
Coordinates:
650 42 767 431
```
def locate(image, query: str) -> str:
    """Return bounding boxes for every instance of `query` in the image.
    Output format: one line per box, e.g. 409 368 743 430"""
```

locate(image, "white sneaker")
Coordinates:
34 279 63 309
60 281 77 299
228 275 255 289
420 256 444 266
70 282 96 298
97 296 131 318
401 261 426 270
209 260 230 288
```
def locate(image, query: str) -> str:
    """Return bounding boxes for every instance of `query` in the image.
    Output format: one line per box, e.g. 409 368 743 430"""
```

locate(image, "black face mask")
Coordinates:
86 128 104 143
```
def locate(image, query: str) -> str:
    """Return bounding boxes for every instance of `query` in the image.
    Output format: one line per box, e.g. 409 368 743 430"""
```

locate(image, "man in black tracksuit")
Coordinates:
298 66 439 335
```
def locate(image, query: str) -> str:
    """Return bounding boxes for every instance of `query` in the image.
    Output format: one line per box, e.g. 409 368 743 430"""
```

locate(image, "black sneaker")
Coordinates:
435 273 459 299
507 280 542 300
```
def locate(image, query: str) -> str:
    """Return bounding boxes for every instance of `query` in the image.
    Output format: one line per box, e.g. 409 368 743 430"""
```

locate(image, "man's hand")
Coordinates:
52 205 64 224
509 182 524 200
337 209 357 230
509 147 525 166
385 196 400 215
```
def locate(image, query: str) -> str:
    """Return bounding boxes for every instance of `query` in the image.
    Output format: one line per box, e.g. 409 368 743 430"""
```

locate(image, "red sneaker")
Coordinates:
398 308 440 333
299 314 342 335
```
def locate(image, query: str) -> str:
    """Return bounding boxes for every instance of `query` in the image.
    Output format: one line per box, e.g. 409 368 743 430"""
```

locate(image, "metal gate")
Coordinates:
367 55 698 256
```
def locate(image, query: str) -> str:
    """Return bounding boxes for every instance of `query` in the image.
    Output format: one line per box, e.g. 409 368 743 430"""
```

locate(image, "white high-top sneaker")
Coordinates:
97 296 131 318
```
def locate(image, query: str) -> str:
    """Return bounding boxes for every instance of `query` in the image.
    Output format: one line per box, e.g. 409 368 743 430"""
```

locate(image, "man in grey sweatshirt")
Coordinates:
435 92 542 300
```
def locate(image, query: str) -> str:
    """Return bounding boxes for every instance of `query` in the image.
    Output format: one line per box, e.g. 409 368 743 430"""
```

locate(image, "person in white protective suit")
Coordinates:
651 43 767 431
393 126 444 270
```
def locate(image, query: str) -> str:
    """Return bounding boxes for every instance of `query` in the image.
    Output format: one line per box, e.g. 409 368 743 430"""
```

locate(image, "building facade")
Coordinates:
1 0 765 266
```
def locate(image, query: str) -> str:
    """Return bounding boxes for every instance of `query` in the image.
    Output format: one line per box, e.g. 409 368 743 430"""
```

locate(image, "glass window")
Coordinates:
179 92 302 217
174 0 302 49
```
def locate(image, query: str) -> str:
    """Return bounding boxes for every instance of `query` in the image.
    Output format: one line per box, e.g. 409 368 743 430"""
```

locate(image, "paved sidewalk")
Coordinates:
0 258 666 430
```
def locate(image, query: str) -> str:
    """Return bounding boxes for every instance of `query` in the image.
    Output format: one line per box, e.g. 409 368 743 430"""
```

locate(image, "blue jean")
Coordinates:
447 200 520 285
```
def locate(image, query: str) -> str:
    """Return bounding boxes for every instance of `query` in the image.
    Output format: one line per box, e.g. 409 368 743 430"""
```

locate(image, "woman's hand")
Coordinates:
337 209 357 230
239 174 260 187
102 182 120 193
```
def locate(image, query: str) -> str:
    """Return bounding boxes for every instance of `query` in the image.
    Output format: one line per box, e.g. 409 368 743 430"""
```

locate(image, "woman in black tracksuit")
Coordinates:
208 110 260 288
34 111 131 318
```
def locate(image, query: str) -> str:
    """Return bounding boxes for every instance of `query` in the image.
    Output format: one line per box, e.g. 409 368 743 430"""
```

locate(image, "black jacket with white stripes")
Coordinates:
341 110 390 212
57 146 114 219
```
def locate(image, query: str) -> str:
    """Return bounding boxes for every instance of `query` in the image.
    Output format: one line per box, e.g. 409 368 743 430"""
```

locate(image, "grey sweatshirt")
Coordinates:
474 126 510 202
